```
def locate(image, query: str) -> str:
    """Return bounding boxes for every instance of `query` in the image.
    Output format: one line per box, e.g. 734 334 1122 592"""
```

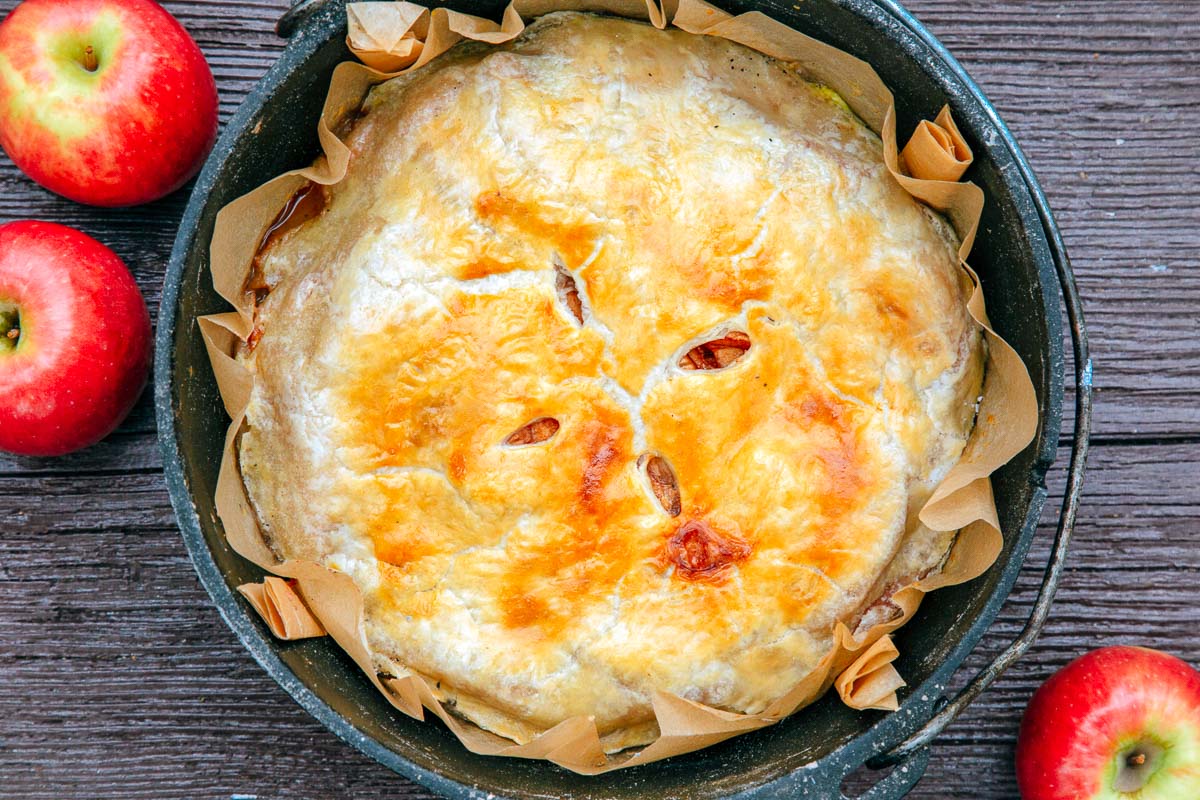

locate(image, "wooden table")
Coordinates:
1 1 1195 797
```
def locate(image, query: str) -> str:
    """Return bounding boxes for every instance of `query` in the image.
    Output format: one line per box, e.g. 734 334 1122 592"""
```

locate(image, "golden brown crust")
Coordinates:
237 13 984 747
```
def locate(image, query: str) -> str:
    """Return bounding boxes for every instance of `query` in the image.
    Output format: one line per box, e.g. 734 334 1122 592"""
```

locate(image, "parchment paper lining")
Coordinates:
201 0 1038 773
834 635 905 712
236 576 326 640
900 106 973 184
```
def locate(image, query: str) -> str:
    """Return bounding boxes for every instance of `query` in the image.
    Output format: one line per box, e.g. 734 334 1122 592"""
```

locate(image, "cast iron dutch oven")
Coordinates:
156 0 1093 796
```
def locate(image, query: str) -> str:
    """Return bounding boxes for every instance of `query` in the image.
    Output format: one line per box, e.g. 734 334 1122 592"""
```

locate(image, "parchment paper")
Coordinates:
901 105 974 184
237 576 326 640
835 634 905 712
199 0 1039 773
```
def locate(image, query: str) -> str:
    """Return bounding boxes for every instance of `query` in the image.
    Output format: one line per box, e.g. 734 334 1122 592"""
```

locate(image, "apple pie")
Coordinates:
236 12 985 750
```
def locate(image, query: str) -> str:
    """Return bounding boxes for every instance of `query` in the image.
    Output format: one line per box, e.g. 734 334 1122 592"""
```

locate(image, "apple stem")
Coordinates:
83 45 98 72
1114 741 1163 793
0 306 17 352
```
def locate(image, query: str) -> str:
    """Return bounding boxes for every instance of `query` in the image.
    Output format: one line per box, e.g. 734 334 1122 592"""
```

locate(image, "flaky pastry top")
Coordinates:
238 12 985 748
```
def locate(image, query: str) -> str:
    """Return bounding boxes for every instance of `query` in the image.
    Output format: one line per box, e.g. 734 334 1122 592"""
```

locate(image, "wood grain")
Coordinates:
0 0 1197 798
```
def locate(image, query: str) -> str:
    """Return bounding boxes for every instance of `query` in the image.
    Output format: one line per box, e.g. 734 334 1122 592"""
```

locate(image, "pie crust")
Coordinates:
237 12 985 749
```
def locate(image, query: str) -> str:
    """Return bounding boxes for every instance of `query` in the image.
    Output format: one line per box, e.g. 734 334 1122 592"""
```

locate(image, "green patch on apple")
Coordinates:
0 300 20 354
1108 723 1200 797
0 10 124 141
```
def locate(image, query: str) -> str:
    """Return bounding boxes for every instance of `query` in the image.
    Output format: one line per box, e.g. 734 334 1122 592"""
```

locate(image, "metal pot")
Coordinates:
156 0 1092 796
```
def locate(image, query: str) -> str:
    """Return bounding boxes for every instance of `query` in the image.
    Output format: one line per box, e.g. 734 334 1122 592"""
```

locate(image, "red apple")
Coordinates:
0 0 218 207
1017 646 1200 799
0 220 150 456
